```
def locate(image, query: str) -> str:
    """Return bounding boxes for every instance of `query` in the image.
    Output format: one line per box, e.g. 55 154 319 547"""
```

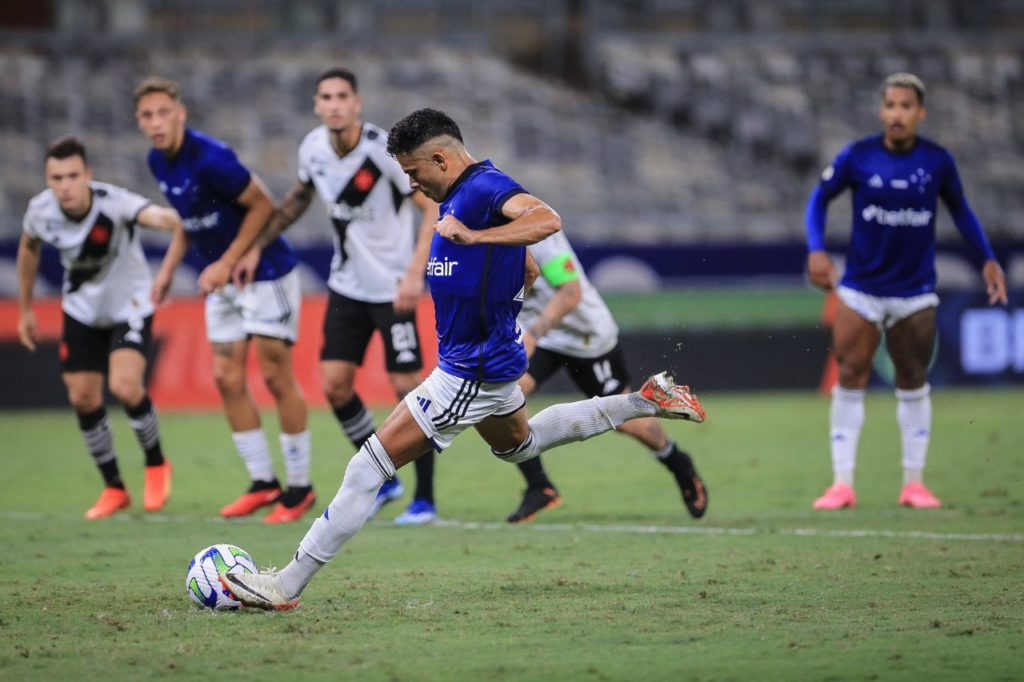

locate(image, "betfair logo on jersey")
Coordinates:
182 213 220 232
861 205 933 227
426 256 459 277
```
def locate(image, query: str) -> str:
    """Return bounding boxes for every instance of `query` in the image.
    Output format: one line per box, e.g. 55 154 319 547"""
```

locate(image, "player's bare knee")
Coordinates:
322 375 354 407
68 389 102 413
108 375 143 406
212 365 246 397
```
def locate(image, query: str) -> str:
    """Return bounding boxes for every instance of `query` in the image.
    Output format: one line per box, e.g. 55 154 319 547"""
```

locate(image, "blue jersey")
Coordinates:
148 129 296 281
805 134 995 297
431 161 529 383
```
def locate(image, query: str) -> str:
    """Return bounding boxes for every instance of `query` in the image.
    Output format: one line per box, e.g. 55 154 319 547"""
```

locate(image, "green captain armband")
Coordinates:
539 253 580 287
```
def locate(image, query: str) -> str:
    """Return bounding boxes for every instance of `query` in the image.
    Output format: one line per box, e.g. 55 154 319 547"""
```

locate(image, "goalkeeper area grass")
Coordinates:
1 389 1021 681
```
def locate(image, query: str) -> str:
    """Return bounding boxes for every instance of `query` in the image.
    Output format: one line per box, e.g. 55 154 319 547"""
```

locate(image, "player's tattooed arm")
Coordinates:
231 180 315 289
16 232 42 351
152 221 191 305
395 192 439 313
199 175 275 294
136 204 184 232
257 180 316 250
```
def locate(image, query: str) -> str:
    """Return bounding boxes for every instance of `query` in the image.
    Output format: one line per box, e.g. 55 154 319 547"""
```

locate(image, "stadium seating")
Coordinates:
0 0 1021 245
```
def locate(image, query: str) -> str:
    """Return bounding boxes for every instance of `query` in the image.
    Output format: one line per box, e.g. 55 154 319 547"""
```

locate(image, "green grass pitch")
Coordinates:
1 389 1022 681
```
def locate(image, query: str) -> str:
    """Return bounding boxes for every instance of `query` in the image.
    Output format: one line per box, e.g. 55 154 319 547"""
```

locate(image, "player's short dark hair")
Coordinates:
315 67 358 93
386 108 463 157
881 73 925 105
45 135 88 165
134 76 181 107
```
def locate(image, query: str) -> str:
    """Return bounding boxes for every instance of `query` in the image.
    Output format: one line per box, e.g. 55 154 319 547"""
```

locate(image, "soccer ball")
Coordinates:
185 544 258 610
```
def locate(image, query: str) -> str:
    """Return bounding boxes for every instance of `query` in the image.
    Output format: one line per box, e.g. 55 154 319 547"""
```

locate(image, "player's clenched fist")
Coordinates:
435 214 476 245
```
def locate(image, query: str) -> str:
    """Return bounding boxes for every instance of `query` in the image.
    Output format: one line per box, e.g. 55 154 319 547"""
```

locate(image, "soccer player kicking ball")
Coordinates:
136 77 316 523
238 68 438 521
806 73 1007 510
17 136 179 518
221 109 706 610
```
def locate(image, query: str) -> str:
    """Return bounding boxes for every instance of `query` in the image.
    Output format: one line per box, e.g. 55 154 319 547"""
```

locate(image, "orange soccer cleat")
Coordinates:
143 460 172 512
220 483 282 518
639 372 706 423
85 486 131 520
899 481 942 509
264 487 317 524
812 482 857 510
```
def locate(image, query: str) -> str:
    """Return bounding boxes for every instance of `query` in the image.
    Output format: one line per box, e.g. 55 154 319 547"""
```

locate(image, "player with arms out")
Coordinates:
240 68 438 521
17 136 179 518
221 109 706 610
806 73 1007 510
136 77 315 523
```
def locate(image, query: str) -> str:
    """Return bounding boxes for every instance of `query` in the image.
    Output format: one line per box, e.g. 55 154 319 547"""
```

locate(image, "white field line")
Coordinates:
2 509 1021 543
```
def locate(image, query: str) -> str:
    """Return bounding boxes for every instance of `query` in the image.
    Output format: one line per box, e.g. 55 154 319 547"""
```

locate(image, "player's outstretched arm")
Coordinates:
16 232 42 352
198 175 275 294
152 222 191 306
395 192 439 313
136 204 184 232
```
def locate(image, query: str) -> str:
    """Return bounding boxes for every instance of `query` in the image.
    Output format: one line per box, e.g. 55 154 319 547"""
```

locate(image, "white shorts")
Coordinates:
205 270 301 343
837 285 939 330
404 367 526 451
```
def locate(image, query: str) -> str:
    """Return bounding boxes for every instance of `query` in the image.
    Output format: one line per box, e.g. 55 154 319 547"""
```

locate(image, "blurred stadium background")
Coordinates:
1 0 1023 408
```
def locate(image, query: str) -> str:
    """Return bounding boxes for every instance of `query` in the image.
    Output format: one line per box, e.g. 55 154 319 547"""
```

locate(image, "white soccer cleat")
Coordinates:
638 371 707 423
219 571 299 612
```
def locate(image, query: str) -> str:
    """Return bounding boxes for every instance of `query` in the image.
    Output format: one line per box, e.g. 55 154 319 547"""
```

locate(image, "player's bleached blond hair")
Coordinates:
881 72 925 105
133 76 181 107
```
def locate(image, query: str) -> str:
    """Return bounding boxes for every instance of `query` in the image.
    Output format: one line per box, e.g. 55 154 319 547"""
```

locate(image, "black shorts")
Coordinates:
60 313 153 373
321 290 423 373
527 345 633 397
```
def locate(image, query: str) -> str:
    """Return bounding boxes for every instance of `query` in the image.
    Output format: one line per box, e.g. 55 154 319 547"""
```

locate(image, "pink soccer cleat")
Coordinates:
812 482 856 510
898 481 942 508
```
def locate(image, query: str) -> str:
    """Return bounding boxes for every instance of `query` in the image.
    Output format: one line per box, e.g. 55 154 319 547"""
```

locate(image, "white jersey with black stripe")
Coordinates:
23 181 153 327
520 231 619 359
297 123 417 303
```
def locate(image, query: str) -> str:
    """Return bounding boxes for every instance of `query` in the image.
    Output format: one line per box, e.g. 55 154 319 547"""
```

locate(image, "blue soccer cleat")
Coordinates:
394 498 437 525
368 476 404 519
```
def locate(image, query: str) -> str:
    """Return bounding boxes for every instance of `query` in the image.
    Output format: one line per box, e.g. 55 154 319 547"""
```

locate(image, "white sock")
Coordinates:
830 386 865 486
896 384 931 484
282 434 396 595
493 393 656 464
231 429 276 483
279 430 312 488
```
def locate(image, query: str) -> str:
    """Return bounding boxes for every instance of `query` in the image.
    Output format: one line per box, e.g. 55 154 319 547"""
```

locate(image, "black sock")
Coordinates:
657 443 695 479
413 450 435 503
124 395 164 466
77 407 123 489
517 456 554 490
332 394 375 450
